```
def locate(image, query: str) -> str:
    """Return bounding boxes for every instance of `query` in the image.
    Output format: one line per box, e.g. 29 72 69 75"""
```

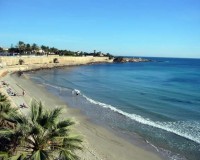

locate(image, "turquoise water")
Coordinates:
29 58 200 160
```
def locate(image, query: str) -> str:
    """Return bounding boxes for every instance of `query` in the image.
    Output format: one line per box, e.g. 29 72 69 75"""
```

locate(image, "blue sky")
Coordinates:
0 0 200 58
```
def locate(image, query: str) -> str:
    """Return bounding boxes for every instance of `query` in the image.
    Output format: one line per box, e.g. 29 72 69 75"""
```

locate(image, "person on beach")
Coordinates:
72 89 80 96
20 103 27 108
2 81 8 86
22 90 25 96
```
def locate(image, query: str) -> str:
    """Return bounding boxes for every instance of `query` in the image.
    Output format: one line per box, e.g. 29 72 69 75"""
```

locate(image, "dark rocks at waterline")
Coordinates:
113 57 152 63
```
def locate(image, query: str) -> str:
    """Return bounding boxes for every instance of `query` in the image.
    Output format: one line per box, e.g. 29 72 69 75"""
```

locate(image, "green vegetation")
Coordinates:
0 93 17 129
0 92 9 104
53 58 59 63
3 41 114 58
0 47 3 52
0 93 82 160
19 59 25 65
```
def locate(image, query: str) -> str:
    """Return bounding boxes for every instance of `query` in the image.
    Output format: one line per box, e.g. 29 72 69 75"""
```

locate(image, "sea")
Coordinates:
27 57 200 160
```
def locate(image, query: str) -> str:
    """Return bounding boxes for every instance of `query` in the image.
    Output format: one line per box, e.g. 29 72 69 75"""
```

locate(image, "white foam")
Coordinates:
43 83 71 92
29 76 42 80
146 140 186 160
83 95 200 144
28 79 200 144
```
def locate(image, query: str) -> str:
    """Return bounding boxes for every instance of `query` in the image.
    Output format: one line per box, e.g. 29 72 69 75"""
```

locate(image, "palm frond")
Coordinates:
0 102 15 115
29 150 50 160
0 93 9 103
48 107 63 124
0 128 14 136
0 151 8 159
62 137 83 151
0 102 19 128
10 114 28 125
59 149 80 160
57 120 75 128
38 101 43 120
9 152 27 160
31 100 40 123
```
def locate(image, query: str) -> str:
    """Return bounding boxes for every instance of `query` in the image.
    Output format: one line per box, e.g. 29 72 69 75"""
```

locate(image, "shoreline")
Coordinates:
0 72 165 160
0 56 165 159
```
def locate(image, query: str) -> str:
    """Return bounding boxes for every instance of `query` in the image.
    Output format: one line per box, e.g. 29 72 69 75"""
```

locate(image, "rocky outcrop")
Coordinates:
113 57 151 63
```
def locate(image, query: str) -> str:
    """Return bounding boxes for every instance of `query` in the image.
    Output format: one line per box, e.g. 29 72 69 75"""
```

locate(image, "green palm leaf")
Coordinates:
0 99 82 160
0 93 9 104
30 150 49 160
57 120 75 128
9 153 27 160
59 150 80 160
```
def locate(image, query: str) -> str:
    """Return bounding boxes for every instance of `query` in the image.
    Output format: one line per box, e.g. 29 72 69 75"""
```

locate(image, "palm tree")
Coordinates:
25 43 32 55
0 94 19 156
32 43 39 54
1 100 82 160
0 102 18 128
17 41 26 55
41 45 49 55
0 93 18 128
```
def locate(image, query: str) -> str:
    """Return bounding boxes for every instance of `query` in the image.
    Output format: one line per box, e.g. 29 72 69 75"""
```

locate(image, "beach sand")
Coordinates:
0 73 164 160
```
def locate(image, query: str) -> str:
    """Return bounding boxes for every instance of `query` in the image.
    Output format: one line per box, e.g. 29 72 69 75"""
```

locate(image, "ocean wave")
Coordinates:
146 140 186 160
82 94 200 144
29 75 73 92
28 76 42 80
28 79 200 144
42 82 72 91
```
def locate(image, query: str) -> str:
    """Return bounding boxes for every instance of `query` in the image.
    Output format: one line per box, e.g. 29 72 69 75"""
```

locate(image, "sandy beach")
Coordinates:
0 70 165 160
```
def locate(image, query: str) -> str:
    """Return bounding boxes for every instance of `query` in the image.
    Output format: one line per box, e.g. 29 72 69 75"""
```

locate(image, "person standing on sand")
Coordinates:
22 90 25 96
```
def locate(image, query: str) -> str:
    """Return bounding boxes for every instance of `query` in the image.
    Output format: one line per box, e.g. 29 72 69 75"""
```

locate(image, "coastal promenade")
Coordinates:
0 56 163 160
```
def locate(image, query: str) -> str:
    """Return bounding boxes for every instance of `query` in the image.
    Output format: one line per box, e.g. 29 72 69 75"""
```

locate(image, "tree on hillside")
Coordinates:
17 41 26 55
0 47 3 52
25 43 32 54
6 40 115 57
32 43 39 53
0 100 82 160
49 47 58 54
41 45 50 55
8 47 19 54
106 53 114 59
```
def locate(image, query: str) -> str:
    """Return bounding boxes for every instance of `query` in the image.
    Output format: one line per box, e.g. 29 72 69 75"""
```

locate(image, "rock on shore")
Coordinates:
113 57 151 63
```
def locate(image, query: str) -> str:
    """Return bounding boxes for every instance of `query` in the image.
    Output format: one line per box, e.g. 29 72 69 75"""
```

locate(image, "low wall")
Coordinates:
0 56 112 77
0 56 111 66
0 68 8 78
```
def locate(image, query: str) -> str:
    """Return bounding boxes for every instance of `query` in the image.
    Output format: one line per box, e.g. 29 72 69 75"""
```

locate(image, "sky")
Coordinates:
0 0 200 58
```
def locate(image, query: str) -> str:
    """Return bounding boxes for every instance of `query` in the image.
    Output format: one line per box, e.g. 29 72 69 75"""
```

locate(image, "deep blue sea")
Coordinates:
28 57 200 160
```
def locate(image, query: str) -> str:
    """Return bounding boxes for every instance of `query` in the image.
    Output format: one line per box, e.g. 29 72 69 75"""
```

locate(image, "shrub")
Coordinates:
53 58 59 63
18 59 24 65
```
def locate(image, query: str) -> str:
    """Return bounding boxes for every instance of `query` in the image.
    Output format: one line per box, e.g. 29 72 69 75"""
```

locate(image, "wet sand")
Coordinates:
0 73 164 160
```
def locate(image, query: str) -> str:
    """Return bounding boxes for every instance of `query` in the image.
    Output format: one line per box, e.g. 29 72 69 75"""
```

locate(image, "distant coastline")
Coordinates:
113 56 151 63
0 55 112 77
0 55 152 78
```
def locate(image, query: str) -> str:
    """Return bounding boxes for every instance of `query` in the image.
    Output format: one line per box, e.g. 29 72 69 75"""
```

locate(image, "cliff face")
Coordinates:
113 57 151 63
